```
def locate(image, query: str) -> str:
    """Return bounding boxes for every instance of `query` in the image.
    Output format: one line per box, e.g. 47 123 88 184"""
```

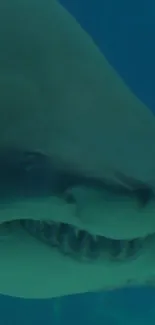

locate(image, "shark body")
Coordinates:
0 0 155 299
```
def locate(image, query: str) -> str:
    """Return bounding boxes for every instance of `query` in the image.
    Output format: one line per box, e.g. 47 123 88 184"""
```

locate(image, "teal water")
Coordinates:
1 287 155 324
0 0 155 324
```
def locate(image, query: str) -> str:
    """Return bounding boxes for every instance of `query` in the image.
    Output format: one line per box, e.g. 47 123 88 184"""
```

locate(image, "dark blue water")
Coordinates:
60 0 155 112
1 0 155 324
1 287 155 325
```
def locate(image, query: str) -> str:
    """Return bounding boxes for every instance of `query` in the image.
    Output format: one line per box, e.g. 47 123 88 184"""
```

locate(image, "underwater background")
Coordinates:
0 0 155 324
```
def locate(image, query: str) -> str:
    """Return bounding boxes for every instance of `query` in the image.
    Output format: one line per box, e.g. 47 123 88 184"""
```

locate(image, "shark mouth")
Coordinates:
18 219 145 263
0 149 152 264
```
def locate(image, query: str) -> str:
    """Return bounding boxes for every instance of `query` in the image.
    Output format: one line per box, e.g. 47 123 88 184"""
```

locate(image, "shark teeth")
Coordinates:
20 219 144 263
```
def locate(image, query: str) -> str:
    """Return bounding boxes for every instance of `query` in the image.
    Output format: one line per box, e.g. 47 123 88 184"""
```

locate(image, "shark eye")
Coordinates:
134 187 154 207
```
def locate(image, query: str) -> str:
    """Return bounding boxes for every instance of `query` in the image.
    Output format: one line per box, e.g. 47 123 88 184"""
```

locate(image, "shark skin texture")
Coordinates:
0 0 155 299
0 0 155 188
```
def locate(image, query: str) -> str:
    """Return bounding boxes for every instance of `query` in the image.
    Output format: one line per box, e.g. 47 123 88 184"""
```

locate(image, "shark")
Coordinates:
0 0 155 299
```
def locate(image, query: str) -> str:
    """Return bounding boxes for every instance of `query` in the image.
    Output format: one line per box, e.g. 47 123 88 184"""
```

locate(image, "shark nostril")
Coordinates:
64 190 76 204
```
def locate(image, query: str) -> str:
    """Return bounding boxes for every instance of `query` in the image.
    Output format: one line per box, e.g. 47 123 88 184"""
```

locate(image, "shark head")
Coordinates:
0 0 155 299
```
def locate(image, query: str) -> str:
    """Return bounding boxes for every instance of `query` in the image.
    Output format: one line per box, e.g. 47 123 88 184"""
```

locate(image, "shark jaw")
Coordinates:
1 187 155 299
